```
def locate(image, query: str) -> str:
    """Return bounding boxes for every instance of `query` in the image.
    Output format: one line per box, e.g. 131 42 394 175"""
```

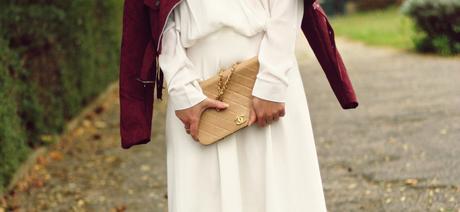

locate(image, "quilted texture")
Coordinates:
197 56 259 145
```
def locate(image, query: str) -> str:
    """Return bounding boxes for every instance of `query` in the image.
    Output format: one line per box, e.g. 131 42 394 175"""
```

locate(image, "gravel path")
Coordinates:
298 37 460 211
3 37 459 212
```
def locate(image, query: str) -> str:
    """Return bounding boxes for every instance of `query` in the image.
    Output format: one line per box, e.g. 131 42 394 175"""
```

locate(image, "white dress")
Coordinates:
158 0 327 211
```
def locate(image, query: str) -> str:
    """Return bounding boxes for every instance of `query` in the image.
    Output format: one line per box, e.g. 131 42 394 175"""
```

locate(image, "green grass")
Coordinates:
330 7 417 50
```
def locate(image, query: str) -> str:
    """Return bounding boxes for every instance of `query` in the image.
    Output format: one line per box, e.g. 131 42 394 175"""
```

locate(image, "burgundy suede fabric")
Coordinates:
119 0 358 149
302 2 358 109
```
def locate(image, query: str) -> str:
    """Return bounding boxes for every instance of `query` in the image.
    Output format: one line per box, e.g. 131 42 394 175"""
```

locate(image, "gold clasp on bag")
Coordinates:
234 115 247 125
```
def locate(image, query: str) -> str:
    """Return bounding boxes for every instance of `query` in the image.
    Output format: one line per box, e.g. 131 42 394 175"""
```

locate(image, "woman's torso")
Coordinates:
171 0 272 48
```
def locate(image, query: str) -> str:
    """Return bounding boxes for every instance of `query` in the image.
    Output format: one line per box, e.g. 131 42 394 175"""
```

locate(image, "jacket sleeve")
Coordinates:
119 0 154 149
301 2 358 109
158 15 207 111
252 0 303 102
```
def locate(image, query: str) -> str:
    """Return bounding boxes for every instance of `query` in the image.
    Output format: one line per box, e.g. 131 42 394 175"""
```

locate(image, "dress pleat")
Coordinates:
161 1 328 211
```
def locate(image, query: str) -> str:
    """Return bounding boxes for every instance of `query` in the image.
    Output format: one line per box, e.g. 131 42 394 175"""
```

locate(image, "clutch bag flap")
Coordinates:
197 56 259 145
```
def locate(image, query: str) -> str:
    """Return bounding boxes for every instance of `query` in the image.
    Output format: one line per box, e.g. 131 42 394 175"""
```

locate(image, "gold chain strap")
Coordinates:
216 62 240 101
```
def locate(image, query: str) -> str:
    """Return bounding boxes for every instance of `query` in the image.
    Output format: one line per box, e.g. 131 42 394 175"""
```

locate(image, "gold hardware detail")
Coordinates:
234 115 247 125
216 62 240 101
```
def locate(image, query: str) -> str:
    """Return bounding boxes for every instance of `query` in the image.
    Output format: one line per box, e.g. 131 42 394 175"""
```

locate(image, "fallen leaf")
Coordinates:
82 120 92 128
140 165 150 172
387 137 397 144
0 196 6 207
84 113 94 121
31 178 45 188
114 204 127 212
94 121 107 129
94 105 106 114
105 156 117 163
404 179 418 186
36 156 47 165
40 134 55 143
385 198 392 204
15 180 29 192
74 127 85 136
400 196 406 202
92 134 102 140
348 183 357 189
48 151 63 161
33 164 43 171
440 129 447 135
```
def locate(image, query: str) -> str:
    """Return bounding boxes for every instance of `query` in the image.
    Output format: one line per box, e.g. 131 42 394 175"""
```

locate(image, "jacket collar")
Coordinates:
144 0 160 10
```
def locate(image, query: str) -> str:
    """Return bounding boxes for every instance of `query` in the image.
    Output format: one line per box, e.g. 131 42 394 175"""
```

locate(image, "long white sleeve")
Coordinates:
252 0 302 102
158 16 207 111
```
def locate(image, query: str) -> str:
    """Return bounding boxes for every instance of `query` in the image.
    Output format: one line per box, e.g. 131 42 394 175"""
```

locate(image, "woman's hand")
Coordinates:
248 96 286 127
175 98 229 141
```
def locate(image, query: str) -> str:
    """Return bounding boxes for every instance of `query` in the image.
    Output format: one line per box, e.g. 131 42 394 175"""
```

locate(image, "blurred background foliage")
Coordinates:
0 0 122 192
401 0 460 55
330 6 416 50
327 0 459 55
352 0 403 11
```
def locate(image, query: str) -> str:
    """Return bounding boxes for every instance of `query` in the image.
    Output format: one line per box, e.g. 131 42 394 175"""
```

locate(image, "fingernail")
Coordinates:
224 103 229 107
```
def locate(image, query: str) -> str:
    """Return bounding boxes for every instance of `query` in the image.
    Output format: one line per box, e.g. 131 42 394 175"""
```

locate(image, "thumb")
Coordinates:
205 98 229 110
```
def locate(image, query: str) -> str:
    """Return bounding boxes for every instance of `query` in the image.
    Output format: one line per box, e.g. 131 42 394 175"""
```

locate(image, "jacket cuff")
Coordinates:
169 80 207 110
251 77 288 103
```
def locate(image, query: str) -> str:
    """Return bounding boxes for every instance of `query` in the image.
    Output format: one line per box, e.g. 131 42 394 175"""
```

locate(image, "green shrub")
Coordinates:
0 0 121 192
0 38 31 194
401 0 460 55
351 0 402 11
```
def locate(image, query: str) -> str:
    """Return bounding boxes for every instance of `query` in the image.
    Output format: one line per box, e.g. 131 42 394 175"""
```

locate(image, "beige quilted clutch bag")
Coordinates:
197 56 259 145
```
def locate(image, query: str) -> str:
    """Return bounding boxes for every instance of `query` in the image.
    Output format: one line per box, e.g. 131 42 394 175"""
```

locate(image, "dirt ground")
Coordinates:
2 37 460 212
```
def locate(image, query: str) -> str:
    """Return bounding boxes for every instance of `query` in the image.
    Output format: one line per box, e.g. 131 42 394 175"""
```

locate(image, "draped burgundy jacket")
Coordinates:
119 0 358 149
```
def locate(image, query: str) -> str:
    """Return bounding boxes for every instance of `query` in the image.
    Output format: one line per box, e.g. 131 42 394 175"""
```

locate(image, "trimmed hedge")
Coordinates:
0 0 121 193
401 0 460 55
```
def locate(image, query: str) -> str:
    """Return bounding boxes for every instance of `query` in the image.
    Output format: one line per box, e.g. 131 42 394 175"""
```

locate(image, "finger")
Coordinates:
267 114 274 122
249 107 257 126
265 114 274 125
189 120 199 141
257 113 266 127
183 122 190 133
273 113 280 121
279 109 285 117
207 99 229 110
265 118 271 125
